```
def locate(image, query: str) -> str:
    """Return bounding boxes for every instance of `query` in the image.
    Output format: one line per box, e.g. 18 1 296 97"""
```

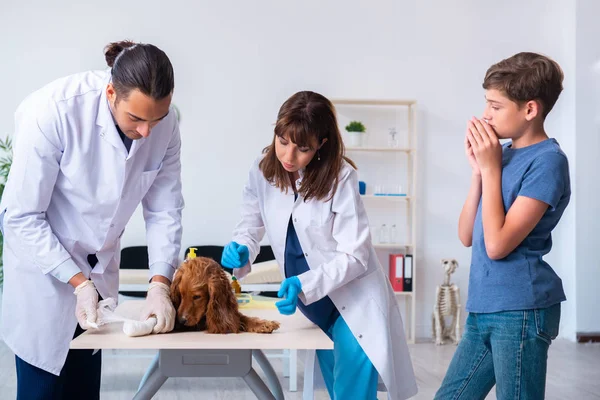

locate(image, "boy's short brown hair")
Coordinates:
483 52 564 118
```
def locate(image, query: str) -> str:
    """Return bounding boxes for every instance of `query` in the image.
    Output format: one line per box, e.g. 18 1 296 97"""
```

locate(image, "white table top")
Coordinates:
71 300 333 350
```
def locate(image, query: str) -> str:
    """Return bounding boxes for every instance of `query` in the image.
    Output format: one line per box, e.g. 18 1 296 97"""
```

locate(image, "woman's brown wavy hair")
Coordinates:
259 91 356 202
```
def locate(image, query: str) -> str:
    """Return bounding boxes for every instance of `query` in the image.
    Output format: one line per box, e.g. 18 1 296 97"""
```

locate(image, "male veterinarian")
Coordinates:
0 40 183 399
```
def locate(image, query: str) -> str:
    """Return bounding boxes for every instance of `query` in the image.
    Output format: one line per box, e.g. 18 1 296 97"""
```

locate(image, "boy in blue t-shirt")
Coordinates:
435 52 570 400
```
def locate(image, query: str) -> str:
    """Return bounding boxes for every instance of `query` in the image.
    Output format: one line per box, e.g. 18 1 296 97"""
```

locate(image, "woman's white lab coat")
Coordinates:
0 70 183 375
233 156 418 400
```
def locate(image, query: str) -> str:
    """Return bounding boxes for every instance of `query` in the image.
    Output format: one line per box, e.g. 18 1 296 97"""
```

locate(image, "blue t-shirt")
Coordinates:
284 195 340 332
466 138 571 313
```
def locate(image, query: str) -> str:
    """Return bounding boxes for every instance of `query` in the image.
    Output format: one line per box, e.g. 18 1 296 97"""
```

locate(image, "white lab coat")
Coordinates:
0 70 184 375
233 156 418 400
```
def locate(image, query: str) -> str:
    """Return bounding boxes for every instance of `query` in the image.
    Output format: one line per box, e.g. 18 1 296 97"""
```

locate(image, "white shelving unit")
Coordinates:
332 98 418 344
347 147 412 152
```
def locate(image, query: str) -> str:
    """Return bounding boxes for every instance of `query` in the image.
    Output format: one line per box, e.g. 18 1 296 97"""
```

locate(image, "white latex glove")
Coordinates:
74 280 99 329
140 282 175 334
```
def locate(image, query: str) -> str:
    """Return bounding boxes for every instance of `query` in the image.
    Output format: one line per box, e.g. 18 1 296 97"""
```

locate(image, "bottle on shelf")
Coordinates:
380 224 390 243
388 127 398 148
390 224 398 243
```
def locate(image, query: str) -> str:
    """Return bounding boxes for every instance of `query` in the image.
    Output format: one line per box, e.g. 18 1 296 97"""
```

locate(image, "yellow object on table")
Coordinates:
187 247 198 259
237 295 278 310
230 274 277 309
235 293 252 305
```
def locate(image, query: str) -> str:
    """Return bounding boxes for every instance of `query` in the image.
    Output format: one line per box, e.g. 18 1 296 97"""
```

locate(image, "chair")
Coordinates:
120 246 150 270
119 246 150 297
184 245 224 264
184 245 276 273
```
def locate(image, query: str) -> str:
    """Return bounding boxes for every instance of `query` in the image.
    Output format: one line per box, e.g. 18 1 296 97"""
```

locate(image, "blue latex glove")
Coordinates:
221 241 249 269
276 276 302 315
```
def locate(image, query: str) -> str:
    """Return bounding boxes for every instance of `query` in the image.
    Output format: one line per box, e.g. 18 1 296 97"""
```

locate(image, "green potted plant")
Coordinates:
0 136 13 289
345 120 366 147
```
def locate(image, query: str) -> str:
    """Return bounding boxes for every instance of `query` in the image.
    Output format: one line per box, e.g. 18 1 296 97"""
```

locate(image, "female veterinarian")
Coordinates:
0 40 183 399
222 91 418 400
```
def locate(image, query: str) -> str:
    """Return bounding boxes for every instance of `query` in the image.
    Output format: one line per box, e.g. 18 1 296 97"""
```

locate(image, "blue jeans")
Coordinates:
434 303 561 400
316 315 379 400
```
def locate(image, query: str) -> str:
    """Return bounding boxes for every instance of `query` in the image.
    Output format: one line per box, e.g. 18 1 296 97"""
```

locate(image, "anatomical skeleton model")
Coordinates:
432 258 462 345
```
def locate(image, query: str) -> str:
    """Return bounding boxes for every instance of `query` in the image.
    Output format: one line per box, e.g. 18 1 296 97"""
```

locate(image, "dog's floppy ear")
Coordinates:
205 261 241 333
170 267 182 310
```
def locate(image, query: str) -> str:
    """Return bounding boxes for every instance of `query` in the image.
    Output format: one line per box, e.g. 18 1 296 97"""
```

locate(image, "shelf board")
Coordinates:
346 147 412 152
373 243 413 249
332 99 416 106
361 195 410 201
394 291 414 296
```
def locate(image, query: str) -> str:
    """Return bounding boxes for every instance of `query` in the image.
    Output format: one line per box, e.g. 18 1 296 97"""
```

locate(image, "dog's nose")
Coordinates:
179 316 188 325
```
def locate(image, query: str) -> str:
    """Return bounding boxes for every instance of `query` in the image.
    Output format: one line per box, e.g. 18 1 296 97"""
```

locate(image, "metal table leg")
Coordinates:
137 352 159 392
252 349 285 400
132 353 168 400
244 367 276 400
289 349 298 392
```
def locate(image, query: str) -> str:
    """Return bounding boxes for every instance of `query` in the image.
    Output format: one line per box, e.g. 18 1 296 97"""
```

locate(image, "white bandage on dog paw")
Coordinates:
123 317 158 337
95 298 158 337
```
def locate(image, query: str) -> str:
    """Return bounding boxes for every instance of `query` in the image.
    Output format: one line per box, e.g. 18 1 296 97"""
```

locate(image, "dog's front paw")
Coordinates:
255 320 280 333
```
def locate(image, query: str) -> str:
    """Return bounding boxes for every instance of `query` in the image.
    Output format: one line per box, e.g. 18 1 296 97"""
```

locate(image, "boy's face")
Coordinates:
481 89 529 140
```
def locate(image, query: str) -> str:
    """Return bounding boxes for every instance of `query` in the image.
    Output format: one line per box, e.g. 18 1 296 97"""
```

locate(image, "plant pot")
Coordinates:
347 131 363 147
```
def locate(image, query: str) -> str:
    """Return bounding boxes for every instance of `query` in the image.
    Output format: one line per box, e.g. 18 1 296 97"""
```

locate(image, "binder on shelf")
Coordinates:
403 254 413 292
389 253 404 292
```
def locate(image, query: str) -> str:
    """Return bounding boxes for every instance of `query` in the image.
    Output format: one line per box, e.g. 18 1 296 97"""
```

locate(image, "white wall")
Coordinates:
574 0 600 335
0 0 589 339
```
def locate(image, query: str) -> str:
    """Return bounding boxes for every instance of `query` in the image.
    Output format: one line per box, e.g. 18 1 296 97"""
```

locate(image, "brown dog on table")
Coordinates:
170 257 280 334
